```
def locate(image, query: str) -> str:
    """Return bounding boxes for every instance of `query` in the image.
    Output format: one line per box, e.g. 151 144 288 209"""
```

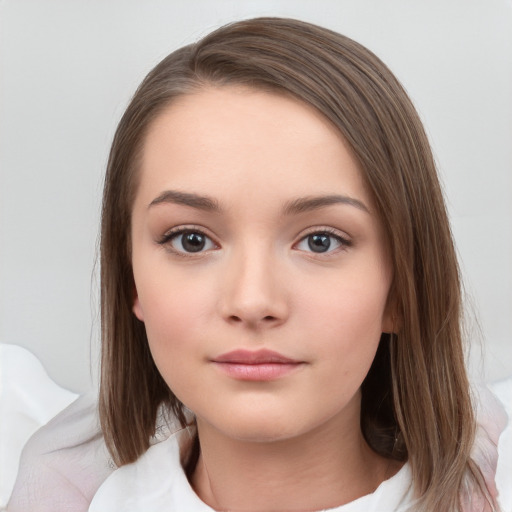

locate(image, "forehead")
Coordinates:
136 86 371 209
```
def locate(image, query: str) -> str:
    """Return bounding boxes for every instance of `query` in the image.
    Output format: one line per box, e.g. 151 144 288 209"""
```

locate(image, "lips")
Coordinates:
213 349 299 364
212 349 304 381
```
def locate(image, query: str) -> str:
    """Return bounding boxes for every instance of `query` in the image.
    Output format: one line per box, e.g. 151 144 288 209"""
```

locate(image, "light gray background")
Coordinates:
1 0 511 394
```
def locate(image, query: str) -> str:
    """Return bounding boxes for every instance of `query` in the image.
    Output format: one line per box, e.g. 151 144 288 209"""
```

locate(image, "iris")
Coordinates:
182 232 206 252
308 234 331 253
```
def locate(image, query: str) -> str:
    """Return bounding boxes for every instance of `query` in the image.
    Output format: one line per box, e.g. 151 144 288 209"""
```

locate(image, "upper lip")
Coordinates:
212 349 300 365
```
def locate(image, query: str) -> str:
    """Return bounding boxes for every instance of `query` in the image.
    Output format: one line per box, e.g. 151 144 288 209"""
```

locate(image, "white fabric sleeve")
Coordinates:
0 343 78 507
6 393 114 512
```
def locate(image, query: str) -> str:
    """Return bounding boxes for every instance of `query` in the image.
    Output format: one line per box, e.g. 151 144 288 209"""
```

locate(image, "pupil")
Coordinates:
182 232 205 252
308 234 331 253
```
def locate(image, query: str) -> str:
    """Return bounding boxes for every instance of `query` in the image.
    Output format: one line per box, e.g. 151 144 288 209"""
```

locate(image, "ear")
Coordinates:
382 292 400 334
133 289 145 322
381 313 398 335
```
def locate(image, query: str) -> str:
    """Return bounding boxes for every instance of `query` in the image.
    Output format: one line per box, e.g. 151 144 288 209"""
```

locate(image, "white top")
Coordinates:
0 344 78 508
6 381 510 512
89 428 415 512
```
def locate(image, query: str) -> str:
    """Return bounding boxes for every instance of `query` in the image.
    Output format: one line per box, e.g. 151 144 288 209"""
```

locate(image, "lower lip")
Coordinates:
213 362 303 381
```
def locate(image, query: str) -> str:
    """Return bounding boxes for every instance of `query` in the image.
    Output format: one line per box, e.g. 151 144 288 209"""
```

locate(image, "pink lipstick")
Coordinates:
212 349 304 381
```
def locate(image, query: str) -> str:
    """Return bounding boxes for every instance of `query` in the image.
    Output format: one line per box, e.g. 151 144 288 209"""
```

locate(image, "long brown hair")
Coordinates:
99 17 494 510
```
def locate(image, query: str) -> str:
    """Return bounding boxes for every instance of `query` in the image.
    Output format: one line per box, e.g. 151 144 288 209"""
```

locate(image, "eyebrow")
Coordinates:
148 190 221 212
148 190 369 215
283 194 369 215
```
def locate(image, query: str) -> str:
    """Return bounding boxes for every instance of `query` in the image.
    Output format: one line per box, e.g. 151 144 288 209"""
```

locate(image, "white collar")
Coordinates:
89 429 413 512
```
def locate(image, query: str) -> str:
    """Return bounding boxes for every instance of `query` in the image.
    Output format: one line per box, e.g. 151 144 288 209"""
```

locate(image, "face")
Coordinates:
131 87 393 443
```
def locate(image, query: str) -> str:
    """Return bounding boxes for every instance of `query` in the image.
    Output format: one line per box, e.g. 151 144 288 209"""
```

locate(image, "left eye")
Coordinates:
295 232 347 254
166 230 216 253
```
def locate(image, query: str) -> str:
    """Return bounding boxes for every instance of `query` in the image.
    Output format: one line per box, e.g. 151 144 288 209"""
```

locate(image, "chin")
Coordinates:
198 403 319 444
221 420 304 444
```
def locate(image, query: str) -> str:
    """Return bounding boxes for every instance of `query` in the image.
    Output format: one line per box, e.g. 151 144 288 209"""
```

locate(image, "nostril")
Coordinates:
228 314 277 324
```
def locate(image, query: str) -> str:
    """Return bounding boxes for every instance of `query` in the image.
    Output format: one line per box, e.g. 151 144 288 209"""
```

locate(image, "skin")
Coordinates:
131 86 398 511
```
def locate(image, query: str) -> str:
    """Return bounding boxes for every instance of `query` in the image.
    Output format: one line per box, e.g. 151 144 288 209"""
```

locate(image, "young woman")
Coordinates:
8 17 505 512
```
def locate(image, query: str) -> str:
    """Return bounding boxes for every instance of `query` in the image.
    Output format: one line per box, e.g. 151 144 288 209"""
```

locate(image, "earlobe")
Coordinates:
133 294 145 322
382 294 400 334
382 314 397 335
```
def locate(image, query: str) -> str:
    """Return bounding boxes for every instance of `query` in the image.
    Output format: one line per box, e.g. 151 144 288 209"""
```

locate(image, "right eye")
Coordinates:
159 229 217 254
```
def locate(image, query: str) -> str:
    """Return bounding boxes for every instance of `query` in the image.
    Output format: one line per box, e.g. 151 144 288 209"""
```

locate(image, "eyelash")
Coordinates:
294 228 352 255
157 226 352 256
157 226 218 257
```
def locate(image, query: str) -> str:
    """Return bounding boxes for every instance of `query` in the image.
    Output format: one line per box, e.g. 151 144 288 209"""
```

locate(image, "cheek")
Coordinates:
136 282 211 404
135 255 212 328
302 273 390 338
133 267 215 373
300 269 390 375
139 286 206 346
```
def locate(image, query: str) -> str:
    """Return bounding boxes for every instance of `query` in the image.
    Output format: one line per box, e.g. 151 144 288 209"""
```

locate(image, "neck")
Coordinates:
190 402 396 511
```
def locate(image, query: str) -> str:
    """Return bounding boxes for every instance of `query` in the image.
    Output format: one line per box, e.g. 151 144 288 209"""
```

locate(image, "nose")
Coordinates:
218 246 289 329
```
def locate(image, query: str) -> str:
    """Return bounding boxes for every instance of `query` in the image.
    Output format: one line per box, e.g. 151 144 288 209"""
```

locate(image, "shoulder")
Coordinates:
461 381 509 512
7 393 114 512
480 380 511 512
89 429 211 512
